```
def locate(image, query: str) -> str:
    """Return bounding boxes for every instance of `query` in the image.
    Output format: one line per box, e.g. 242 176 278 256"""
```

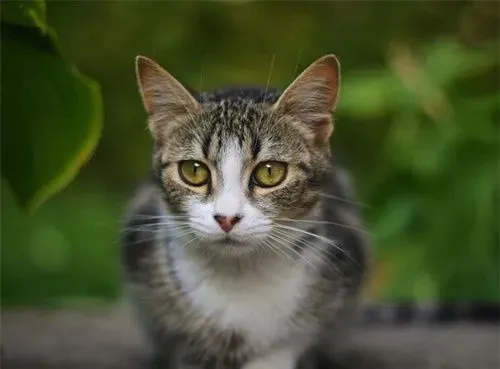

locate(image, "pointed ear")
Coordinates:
273 54 340 145
135 56 200 137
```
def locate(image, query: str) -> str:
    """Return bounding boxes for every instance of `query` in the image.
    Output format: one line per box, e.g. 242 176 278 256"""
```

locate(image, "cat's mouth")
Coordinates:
206 233 254 249
216 235 245 245
197 232 265 256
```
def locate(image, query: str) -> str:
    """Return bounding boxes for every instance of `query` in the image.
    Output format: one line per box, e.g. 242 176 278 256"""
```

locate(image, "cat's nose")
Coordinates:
213 215 241 233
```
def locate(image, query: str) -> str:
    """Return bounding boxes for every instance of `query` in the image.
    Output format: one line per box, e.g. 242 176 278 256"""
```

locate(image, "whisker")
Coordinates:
123 228 196 247
264 234 299 263
260 236 294 264
188 221 215 235
239 223 272 235
274 217 373 237
178 234 199 249
292 49 302 79
258 53 276 126
318 192 371 209
271 228 342 276
199 59 205 103
91 214 190 227
120 223 192 233
273 224 360 268
265 232 319 272
130 214 191 219
264 240 294 263
136 221 192 228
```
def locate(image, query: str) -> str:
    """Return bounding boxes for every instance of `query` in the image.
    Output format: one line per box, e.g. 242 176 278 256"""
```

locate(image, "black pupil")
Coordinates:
193 163 199 174
266 164 272 176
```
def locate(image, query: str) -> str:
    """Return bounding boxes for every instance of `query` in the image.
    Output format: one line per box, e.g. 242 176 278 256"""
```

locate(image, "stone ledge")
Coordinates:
2 305 499 369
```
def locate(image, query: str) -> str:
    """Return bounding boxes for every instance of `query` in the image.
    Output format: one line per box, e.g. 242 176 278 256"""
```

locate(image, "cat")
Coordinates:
121 54 370 369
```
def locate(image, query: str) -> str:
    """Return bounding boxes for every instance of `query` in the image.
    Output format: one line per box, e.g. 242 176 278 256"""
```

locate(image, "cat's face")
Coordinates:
155 102 330 250
136 55 340 254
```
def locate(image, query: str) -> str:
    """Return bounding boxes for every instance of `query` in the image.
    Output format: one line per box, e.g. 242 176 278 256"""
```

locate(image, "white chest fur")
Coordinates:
174 253 310 348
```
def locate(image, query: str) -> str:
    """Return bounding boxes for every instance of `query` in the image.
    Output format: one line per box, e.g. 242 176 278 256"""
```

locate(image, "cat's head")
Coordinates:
136 55 340 255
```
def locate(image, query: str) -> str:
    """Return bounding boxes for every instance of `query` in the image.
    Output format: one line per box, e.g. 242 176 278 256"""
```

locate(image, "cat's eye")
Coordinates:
252 161 288 188
178 160 210 186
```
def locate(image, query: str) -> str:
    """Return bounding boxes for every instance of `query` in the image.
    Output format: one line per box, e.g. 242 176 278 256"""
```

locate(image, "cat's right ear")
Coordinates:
273 55 340 146
135 56 200 136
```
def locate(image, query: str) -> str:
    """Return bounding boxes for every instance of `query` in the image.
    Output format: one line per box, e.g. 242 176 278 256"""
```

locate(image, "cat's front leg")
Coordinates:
242 345 300 369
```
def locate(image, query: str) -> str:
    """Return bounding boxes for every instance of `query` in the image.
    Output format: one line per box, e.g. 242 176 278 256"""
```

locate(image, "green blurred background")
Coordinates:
2 1 499 307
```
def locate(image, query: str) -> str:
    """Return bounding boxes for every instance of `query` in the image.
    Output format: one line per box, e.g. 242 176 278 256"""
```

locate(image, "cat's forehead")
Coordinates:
201 99 303 158
202 98 267 132
199 87 281 127
163 94 309 163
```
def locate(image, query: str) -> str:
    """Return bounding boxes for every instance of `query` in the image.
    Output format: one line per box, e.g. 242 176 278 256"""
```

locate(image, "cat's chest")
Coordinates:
175 257 309 346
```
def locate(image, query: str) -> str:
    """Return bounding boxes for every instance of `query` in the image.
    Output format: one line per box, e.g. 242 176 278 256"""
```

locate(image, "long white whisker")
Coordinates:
199 60 205 103
266 232 319 272
274 218 372 237
292 49 302 79
258 53 275 126
259 238 281 259
272 228 342 276
260 236 294 263
178 234 199 249
273 224 360 268
124 228 196 247
318 192 371 209
137 221 192 228
131 214 190 219
121 223 192 233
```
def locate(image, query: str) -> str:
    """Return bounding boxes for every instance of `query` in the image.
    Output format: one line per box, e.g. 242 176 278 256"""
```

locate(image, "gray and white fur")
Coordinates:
122 55 370 369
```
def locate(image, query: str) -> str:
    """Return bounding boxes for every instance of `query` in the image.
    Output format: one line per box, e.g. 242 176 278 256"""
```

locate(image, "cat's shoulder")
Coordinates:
121 181 163 275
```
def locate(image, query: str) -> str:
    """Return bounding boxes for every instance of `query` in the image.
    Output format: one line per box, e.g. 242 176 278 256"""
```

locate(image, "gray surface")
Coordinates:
2 305 499 369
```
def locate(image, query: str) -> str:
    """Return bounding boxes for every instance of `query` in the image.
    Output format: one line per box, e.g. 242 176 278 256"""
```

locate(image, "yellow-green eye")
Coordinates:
252 161 288 188
178 160 210 186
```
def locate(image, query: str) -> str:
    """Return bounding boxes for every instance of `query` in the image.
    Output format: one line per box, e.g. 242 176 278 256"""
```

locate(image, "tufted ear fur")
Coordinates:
273 54 340 145
136 56 200 138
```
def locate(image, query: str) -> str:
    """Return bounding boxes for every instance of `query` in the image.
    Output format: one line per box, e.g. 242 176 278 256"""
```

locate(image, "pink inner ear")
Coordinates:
278 55 340 111
275 55 340 145
136 56 163 114
136 56 200 117
314 120 334 145
314 63 339 109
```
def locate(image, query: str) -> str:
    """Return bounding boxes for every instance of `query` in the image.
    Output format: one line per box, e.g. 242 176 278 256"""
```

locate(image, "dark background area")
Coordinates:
2 1 498 307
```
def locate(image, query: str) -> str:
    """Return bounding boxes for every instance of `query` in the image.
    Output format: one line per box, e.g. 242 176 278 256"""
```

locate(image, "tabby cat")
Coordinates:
122 54 370 369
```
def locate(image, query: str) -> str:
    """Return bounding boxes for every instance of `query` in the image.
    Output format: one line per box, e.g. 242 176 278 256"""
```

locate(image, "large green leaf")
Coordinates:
2 0 47 31
1 1 103 213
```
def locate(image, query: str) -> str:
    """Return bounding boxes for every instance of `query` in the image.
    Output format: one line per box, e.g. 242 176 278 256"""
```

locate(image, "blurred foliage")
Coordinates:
348 39 499 301
1 180 121 306
1 0 102 213
1 1 498 306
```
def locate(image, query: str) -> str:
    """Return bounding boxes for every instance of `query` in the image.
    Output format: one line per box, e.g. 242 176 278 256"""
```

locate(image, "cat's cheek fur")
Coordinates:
256 181 319 219
160 177 194 214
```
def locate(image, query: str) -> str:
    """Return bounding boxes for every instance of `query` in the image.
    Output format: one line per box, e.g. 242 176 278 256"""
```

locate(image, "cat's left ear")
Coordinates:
273 54 340 145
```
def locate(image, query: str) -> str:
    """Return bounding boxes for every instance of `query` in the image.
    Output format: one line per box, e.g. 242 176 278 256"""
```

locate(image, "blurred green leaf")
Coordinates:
424 39 497 88
2 0 47 31
339 71 395 118
1 1 103 213
372 194 416 240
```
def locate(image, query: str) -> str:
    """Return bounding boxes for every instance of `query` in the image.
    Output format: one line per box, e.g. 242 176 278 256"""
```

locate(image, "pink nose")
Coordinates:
214 215 241 233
